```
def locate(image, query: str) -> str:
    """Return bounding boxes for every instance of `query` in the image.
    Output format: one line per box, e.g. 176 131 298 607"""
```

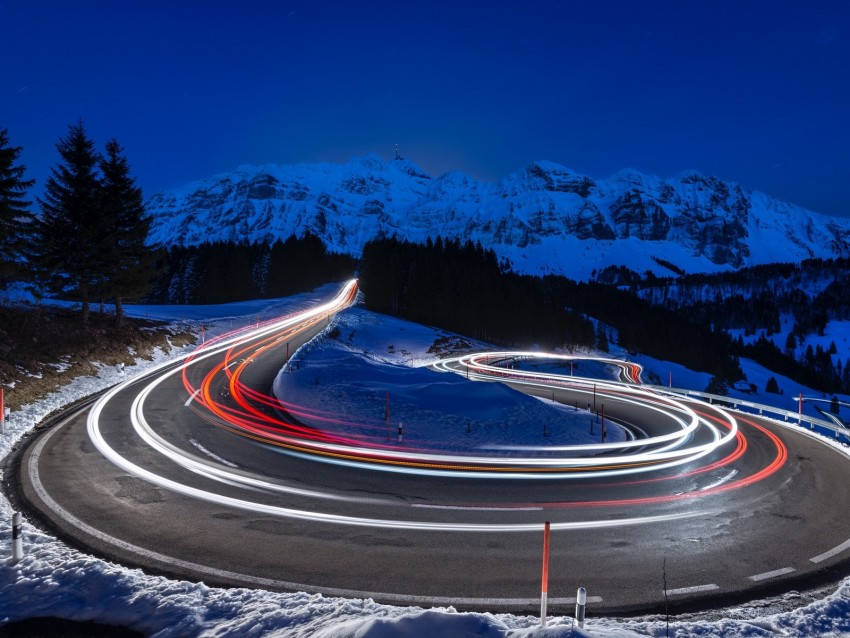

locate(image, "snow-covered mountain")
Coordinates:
146 156 850 280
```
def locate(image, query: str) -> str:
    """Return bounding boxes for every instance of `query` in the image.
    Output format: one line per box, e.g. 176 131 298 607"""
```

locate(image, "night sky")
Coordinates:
3 1 849 217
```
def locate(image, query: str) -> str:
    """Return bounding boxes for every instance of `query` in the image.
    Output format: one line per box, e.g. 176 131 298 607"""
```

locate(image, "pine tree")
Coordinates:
784 331 797 356
0 128 36 287
35 121 102 322
99 138 156 323
765 376 780 394
705 375 729 396
595 321 609 352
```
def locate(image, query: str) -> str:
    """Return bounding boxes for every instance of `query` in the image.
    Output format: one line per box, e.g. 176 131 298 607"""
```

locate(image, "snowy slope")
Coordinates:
145 157 850 280
272 307 626 452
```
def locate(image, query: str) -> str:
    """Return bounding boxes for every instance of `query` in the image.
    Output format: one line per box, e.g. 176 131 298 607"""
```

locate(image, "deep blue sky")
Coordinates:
3 1 849 217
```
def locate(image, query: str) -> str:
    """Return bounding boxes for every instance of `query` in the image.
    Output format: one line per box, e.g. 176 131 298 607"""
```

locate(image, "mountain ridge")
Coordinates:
145 155 850 280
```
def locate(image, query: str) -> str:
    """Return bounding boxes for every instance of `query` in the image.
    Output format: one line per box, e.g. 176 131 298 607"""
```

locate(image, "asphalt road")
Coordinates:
9 291 850 616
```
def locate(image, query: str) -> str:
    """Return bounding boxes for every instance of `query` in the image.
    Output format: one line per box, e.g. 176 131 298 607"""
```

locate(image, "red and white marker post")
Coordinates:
540 521 551 626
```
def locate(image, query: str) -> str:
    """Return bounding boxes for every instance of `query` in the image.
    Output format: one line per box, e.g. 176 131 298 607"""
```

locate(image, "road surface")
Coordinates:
9 281 850 615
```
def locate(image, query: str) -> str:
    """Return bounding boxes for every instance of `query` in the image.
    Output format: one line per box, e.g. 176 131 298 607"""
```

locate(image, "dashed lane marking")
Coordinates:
810 538 850 564
748 567 795 581
184 389 201 406
665 584 719 595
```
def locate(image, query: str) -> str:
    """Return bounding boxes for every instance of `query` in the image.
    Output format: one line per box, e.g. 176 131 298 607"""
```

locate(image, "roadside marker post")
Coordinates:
540 521 551 626
575 586 587 629
11 512 23 563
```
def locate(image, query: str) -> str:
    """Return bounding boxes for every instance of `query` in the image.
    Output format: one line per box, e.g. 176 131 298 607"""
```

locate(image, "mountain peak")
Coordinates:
145 158 850 280
347 154 388 172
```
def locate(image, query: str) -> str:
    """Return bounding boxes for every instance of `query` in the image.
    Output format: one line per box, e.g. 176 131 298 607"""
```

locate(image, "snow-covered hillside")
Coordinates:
146 156 850 279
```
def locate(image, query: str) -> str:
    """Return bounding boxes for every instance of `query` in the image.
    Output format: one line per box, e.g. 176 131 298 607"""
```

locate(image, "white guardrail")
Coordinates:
647 385 850 444
464 353 848 446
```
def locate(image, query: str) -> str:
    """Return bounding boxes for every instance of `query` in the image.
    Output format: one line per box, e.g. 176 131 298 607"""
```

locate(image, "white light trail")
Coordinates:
86 280 740 529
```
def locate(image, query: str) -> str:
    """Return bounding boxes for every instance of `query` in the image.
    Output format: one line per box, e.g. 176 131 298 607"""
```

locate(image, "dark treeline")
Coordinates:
147 233 356 304
734 333 848 394
635 258 850 336
674 257 848 288
358 237 743 385
359 237 596 349
625 257 848 290
591 258 850 394
633 258 850 394
554 279 744 383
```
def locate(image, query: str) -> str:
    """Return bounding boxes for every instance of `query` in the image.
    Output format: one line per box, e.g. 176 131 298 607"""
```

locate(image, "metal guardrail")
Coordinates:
466 353 849 447
647 385 850 446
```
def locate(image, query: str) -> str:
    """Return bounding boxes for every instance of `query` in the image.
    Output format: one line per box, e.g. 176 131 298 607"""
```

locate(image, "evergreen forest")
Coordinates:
147 235 356 305
359 237 850 397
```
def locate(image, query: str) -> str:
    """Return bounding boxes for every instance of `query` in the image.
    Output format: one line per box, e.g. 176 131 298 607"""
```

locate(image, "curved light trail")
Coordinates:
86 280 789 531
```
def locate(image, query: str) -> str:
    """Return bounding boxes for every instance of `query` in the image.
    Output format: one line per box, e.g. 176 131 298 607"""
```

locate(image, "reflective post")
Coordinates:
11 512 23 563
575 586 587 629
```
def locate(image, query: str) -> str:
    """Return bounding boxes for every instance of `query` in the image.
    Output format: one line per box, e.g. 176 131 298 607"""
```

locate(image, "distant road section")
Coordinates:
12 280 850 615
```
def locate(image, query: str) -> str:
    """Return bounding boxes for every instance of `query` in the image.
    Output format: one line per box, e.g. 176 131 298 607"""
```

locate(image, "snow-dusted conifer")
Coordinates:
35 121 102 321
99 138 155 323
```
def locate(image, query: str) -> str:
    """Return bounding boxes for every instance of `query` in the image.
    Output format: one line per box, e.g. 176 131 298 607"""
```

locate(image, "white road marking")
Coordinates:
748 567 795 581
665 584 719 595
810 538 850 563
184 389 201 406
